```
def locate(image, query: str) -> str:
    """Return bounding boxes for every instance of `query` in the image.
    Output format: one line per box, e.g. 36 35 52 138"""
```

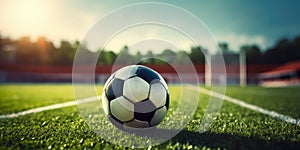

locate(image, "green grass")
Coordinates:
0 84 299 149
0 84 74 114
224 86 300 118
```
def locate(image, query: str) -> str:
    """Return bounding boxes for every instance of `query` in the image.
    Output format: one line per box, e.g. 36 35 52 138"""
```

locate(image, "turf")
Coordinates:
0 84 75 114
0 84 299 149
224 86 300 118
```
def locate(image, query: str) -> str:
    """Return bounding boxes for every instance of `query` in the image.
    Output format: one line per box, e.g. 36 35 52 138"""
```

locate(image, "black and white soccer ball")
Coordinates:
102 65 169 129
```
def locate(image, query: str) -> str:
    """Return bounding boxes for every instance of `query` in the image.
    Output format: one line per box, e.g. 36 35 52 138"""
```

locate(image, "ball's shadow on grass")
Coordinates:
169 129 300 149
126 127 300 149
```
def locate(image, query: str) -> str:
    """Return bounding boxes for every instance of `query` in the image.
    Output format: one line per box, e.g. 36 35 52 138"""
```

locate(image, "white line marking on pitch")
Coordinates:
189 86 300 125
0 96 99 119
1 87 299 126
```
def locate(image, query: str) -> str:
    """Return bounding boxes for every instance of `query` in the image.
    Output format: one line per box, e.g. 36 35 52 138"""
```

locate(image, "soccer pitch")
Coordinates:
0 84 299 149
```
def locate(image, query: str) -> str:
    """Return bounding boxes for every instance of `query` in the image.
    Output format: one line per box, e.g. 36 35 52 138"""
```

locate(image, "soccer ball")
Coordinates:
102 65 169 129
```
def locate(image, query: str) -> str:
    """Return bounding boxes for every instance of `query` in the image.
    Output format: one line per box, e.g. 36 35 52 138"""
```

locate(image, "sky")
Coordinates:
0 0 299 52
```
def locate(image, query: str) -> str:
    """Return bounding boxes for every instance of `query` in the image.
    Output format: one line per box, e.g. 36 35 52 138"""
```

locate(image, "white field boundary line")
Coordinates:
189 86 300 126
1 87 300 126
0 96 100 119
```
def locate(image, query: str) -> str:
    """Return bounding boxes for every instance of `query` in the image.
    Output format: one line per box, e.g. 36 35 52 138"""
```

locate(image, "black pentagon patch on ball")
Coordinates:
134 100 157 113
134 100 157 122
134 111 156 122
136 66 160 84
105 78 124 100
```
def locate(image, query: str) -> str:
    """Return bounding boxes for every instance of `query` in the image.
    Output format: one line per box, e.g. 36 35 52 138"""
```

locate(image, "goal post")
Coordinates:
204 50 247 86
239 49 247 86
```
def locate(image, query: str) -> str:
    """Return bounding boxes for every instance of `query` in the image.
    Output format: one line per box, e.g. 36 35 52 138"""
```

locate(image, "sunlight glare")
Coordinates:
3 0 54 37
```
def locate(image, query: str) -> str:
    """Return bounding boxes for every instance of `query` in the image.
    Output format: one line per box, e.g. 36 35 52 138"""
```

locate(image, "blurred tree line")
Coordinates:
241 36 300 64
0 35 77 65
0 34 299 65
